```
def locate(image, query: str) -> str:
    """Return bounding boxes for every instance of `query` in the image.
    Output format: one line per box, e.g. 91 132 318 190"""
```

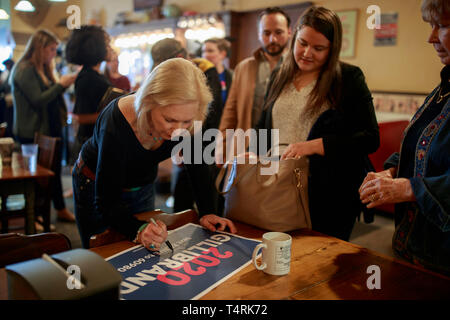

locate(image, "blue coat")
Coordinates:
385 86 450 276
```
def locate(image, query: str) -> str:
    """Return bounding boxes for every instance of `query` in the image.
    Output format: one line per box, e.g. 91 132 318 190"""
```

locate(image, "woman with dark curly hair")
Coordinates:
65 25 111 148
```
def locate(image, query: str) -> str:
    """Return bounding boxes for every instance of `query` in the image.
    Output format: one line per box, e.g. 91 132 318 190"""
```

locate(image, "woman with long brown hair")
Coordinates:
257 6 379 240
11 29 77 224
11 29 76 143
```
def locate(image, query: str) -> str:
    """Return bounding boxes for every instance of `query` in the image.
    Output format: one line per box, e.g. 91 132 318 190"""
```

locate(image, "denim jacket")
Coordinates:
385 87 450 276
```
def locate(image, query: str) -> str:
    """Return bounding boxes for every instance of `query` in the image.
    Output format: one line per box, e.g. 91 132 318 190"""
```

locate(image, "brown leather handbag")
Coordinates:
215 154 311 232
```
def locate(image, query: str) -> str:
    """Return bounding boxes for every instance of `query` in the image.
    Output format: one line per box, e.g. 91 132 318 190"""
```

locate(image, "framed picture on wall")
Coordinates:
134 0 162 11
372 91 428 115
336 10 358 58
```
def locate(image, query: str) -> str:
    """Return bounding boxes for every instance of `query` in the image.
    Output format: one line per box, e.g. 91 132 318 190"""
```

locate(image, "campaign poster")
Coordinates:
374 13 398 46
106 223 261 300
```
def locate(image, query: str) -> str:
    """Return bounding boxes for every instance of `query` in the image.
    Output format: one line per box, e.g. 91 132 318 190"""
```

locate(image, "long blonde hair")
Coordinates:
15 29 59 84
263 6 343 113
134 58 212 135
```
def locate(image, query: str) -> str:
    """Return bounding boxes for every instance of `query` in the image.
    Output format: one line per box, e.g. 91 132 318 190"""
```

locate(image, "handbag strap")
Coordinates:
215 143 292 195
215 157 256 195
266 143 289 157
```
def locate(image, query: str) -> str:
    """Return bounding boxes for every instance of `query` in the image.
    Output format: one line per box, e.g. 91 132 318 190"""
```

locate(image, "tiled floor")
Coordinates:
349 213 396 258
4 166 397 259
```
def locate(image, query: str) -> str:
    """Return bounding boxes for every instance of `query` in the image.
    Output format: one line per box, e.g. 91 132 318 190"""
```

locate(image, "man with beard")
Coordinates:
217 7 291 163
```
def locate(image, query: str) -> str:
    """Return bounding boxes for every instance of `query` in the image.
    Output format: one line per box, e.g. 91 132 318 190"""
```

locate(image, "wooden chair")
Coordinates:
34 133 61 232
368 120 409 214
0 232 71 268
0 134 60 233
0 122 6 138
89 209 199 248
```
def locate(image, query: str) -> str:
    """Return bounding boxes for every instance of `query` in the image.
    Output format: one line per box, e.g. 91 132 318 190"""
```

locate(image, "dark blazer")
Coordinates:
223 68 233 101
257 62 380 240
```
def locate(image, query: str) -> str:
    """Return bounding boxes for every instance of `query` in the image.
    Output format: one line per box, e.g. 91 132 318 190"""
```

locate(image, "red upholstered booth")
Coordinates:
368 120 410 213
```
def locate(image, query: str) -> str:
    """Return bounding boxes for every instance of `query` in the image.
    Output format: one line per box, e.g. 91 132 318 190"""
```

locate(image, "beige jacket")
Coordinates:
217 48 266 162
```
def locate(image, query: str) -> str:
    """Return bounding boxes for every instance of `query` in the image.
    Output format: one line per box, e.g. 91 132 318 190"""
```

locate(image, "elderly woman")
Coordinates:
257 6 379 241
359 0 450 276
73 58 236 248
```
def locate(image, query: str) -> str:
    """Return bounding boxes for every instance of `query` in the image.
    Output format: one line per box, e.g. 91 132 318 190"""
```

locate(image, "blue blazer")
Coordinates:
385 87 450 276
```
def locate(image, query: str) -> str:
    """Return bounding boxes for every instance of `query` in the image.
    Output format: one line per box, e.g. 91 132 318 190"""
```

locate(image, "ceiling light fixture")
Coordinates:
0 9 10 20
14 1 36 12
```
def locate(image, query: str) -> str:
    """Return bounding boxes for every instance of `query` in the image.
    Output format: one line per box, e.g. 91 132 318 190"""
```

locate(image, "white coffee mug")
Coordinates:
252 232 292 276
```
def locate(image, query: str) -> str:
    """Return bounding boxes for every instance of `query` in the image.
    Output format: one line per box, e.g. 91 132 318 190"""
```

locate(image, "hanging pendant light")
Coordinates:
0 9 10 20
49 0 67 2
14 1 36 12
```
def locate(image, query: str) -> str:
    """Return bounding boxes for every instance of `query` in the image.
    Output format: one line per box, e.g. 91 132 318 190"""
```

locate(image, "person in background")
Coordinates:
104 50 131 92
359 0 450 276
202 37 233 107
257 6 379 241
217 7 291 164
0 59 14 137
150 38 224 214
72 58 236 248
65 25 111 150
10 29 77 224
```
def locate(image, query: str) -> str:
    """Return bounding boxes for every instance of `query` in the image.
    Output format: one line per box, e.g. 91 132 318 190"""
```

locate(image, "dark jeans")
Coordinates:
72 166 155 248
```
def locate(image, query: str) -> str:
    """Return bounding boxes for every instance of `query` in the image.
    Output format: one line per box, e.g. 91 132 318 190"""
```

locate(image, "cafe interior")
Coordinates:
0 0 448 301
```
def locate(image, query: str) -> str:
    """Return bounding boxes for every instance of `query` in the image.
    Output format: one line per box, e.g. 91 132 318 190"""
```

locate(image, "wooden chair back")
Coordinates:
34 133 61 171
0 232 72 268
33 133 61 232
89 209 199 248
0 122 6 138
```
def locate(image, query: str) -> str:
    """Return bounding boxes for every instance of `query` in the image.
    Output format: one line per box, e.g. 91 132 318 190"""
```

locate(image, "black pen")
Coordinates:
150 218 174 251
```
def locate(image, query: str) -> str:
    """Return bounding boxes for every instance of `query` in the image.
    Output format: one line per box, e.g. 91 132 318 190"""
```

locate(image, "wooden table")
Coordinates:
91 222 450 300
0 154 54 234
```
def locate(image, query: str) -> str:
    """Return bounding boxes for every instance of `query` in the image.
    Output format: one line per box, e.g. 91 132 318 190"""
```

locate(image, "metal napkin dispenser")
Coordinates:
5 249 122 300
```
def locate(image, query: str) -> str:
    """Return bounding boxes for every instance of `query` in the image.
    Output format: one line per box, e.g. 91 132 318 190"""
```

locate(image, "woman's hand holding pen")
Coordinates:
138 220 168 251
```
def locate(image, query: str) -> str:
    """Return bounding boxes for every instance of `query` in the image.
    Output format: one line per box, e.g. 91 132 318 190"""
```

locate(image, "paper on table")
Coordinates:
105 223 261 300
